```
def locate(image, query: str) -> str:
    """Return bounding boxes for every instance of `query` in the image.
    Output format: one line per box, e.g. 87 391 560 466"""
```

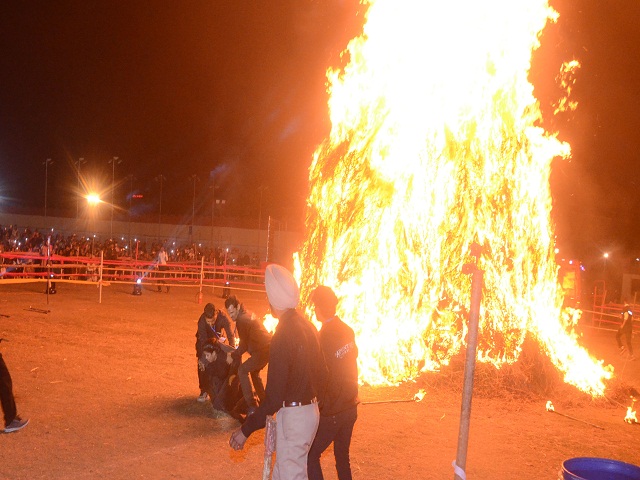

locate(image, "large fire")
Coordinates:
297 0 613 395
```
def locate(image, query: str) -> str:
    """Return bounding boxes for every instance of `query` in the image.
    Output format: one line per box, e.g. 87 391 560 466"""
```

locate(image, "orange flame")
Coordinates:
297 0 612 395
625 397 638 424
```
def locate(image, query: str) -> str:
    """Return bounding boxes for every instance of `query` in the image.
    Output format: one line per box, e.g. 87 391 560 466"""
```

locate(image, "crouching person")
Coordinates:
202 341 247 419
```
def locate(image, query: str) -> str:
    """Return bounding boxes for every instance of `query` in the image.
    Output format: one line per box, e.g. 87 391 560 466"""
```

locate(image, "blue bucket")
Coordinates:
561 457 640 480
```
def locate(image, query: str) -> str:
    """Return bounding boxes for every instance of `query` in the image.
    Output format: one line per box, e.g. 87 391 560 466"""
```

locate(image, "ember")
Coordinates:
297 0 613 394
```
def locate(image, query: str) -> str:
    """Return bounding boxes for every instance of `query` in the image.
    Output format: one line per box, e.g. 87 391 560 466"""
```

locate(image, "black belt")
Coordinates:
283 397 317 408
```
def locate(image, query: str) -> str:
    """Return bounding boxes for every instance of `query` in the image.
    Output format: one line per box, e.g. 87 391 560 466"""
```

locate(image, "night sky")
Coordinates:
1 1 639 261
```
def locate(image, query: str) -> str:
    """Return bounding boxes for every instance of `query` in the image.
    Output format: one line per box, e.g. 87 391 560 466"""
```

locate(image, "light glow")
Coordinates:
86 193 101 205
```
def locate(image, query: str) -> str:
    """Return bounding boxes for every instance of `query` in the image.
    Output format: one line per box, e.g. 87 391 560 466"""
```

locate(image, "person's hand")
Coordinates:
229 428 247 451
198 359 205 371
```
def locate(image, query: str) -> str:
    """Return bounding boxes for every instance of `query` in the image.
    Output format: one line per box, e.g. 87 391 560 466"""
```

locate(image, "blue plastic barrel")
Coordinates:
561 457 640 480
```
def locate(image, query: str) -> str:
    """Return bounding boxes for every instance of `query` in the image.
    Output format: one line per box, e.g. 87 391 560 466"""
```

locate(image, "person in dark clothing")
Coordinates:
0 346 29 433
229 265 327 480
224 295 271 412
616 303 635 360
196 303 235 403
202 341 245 415
307 286 359 480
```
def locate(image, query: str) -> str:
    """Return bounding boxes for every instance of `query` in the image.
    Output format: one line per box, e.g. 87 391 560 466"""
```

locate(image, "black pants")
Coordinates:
238 350 269 408
308 405 357 480
158 265 170 291
0 353 18 427
616 327 633 354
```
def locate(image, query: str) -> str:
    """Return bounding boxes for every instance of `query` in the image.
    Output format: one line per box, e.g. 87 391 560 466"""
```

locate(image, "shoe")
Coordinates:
197 392 209 403
4 417 29 433
247 406 257 417
630 355 637 361
620 346 627 355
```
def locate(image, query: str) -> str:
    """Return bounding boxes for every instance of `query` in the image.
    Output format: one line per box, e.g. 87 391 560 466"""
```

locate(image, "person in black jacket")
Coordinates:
229 265 327 479
307 285 359 480
224 295 271 412
195 303 235 403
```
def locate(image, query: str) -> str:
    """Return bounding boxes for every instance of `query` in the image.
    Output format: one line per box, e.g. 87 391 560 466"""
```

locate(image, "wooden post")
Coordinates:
99 251 104 304
454 244 483 480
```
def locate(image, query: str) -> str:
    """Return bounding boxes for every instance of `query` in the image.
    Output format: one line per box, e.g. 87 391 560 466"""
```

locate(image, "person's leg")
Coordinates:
308 416 336 480
274 403 320 480
625 329 634 355
249 349 269 403
238 358 258 408
616 328 625 349
0 353 18 426
332 407 357 480
198 363 208 393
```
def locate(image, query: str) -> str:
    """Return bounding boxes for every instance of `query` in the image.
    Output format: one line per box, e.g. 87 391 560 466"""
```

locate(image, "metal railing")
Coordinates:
0 252 266 301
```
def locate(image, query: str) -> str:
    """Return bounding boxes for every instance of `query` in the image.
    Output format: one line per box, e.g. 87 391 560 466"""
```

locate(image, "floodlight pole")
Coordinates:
44 158 53 228
108 156 121 240
258 185 268 262
76 157 86 219
454 243 484 480
190 174 199 244
156 174 166 239
127 174 135 251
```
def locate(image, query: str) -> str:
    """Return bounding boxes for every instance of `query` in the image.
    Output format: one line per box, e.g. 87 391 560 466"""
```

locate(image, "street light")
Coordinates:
155 174 166 238
76 157 86 219
258 185 268 262
190 174 199 241
43 158 53 228
108 156 122 240
127 174 135 251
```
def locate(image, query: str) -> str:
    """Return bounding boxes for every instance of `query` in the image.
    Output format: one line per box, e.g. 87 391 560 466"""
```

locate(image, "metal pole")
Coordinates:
109 156 119 240
46 236 51 305
76 157 85 219
258 186 267 263
44 158 53 228
266 215 271 262
211 174 215 247
454 252 483 480
157 174 165 238
190 174 199 245
128 174 134 252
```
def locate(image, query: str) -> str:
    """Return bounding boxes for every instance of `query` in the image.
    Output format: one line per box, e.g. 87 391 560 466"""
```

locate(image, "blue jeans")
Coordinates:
307 405 357 480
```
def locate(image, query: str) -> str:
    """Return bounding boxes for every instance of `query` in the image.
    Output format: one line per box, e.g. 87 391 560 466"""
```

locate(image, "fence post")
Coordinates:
99 251 104 304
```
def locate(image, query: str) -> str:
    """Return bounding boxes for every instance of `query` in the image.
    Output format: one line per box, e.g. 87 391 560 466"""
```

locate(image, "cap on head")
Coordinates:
204 303 215 318
265 264 299 311
311 285 338 317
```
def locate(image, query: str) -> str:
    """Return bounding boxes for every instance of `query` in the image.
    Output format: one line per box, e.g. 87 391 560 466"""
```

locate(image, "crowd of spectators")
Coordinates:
0 224 260 268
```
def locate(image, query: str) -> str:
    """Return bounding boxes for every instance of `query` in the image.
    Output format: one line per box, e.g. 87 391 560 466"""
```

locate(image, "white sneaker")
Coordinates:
197 392 209 403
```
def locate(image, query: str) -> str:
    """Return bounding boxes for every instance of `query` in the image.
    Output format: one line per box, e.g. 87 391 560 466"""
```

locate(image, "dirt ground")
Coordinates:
1 281 639 479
